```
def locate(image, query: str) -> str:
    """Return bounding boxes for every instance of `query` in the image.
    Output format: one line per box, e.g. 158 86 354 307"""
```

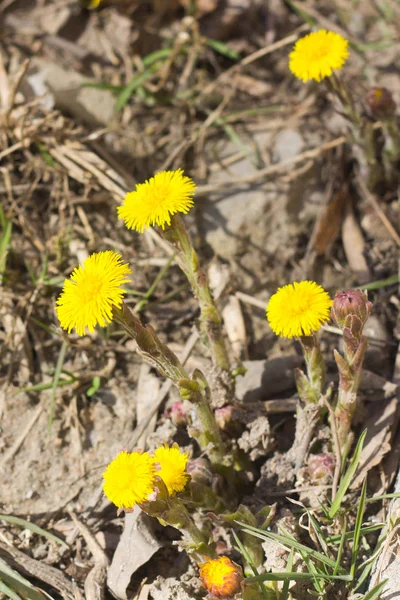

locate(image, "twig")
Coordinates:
0 402 44 467
356 172 400 247
199 24 309 98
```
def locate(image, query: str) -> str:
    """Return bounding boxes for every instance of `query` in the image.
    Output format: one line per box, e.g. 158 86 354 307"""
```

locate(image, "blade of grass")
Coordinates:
280 548 294 600
362 274 399 290
246 572 351 583
333 517 347 576
361 580 387 600
0 558 54 600
328 430 367 519
16 376 75 395
48 340 68 431
0 515 68 549
86 376 101 398
326 524 384 544
0 580 23 600
350 477 368 579
236 523 344 572
0 204 12 284
298 548 325 595
231 530 268 600
205 38 240 61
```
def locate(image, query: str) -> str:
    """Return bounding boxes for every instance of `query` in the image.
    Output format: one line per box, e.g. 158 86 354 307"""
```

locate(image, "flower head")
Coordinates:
366 87 397 119
56 251 131 336
153 444 190 496
199 556 243 599
118 169 196 233
103 451 156 509
331 289 372 329
289 30 349 82
267 281 332 338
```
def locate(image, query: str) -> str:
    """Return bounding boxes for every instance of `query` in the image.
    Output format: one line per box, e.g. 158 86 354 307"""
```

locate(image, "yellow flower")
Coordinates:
103 451 156 509
289 30 349 82
56 251 131 336
199 556 243 599
153 445 190 497
118 169 196 233
267 281 332 338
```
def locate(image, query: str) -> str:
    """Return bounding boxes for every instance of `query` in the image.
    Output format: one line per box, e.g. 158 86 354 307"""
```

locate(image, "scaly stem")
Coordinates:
113 302 227 465
161 214 231 373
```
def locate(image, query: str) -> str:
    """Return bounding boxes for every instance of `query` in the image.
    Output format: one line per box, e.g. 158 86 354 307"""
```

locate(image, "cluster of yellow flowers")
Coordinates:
103 445 190 509
54 29 352 597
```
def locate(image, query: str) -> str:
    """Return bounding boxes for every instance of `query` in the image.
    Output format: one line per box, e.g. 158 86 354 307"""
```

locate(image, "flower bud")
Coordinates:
366 87 396 119
307 453 335 482
187 458 213 487
199 556 244 599
331 289 372 329
168 401 187 426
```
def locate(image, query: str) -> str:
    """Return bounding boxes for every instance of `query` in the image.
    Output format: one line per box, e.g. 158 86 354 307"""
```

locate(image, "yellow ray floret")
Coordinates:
118 169 196 233
153 444 190 496
267 281 332 338
199 556 243 599
103 451 156 509
56 251 131 337
289 30 349 82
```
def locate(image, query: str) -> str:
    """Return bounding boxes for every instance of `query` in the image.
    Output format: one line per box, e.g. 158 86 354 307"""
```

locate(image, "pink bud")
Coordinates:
168 401 187 426
331 289 372 329
366 87 396 119
307 453 335 482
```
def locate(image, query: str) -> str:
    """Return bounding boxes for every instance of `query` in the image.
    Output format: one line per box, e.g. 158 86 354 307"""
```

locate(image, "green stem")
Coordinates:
113 302 227 465
162 214 230 373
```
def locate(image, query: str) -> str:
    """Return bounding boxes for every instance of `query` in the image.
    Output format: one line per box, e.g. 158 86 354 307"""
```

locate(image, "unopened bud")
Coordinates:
199 556 244 599
307 453 335 482
331 289 372 329
169 401 187 426
187 457 213 487
366 87 396 119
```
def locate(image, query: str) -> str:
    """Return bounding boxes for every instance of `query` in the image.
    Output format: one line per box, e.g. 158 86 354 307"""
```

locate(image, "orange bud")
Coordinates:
199 556 243 599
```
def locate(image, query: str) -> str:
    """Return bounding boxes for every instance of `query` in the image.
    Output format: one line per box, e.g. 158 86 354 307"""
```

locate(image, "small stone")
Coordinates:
273 129 304 162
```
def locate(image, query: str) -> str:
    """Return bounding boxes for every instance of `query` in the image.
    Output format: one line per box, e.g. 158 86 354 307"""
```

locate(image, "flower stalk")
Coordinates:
113 302 227 465
161 214 231 374
331 290 372 454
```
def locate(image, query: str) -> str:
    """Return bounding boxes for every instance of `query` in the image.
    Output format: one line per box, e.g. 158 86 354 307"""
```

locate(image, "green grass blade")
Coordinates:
280 548 294 600
361 580 387 600
0 204 12 284
328 430 367 519
86 376 101 398
231 530 269 600
0 558 54 600
247 572 352 583
205 38 240 60
115 69 157 112
362 274 399 290
0 515 68 548
333 517 347 577
326 524 384 544
350 477 367 579
48 340 68 431
0 579 23 600
236 523 344 572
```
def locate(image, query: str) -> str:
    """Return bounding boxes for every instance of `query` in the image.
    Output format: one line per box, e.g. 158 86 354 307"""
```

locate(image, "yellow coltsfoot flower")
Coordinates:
153 444 190 497
289 30 349 83
199 556 243 599
103 451 156 509
56 251 131 336
267 281 332 338
118 169 196 233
